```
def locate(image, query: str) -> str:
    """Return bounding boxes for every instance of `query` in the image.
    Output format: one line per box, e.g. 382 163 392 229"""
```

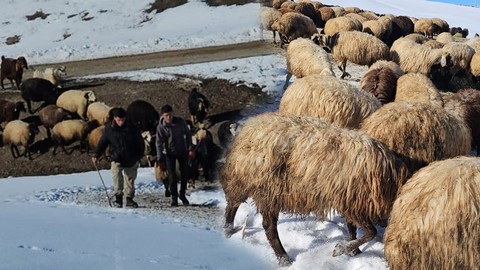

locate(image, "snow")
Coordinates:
0 0 478 269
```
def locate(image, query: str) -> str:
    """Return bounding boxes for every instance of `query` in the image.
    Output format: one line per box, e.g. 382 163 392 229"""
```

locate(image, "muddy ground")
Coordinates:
0 76 270 178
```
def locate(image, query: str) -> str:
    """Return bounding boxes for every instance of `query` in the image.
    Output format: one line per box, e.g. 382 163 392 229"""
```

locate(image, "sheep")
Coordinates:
358 11 380 20
318 6 335 23
280 74 381 128
87 125 106 155
38 105 71 138
362 19 384 39
465 36 480 52
190 125 220 185
395 73 444 108
220 112 410 266
443 88 480 155
431 17 450 34
0 99 26 129
86 101 111 125
2 120 39 159
126 99 159 133
279 1 296 10
344 12 368 23
293 1 322 27
32 65 67 87
384 156 480 270
0 56 28 90
322 16 362 36
414 18 440 38
436 32 454 44
369 60 404 78
51 119 99 154
450 26 469 38
330 6 345 17
389 37 452 79
20 78 59 114
272 0 288 9
259 7 282 44
188 88 210 125
441 42 475 78
469 51 480 81
312 31 390 79
217 120 241 149
271 12 318 48
284 37 334 89
385 15 415 47
423 39 444 49
358 66 399 105
360 101 471 173
56 90 97 120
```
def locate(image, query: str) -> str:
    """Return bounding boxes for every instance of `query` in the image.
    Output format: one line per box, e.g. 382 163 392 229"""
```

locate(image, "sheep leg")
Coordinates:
272 30 277 44
338 61 351 79
0 78 4 89
332 222 376 257
346 221 357 240
284 72 293 90
10 145 19 159
260 208 292 266
223 200 242 237
26 101 34 114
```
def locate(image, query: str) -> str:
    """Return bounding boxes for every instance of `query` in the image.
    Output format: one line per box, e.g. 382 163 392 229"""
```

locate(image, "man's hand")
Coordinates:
157 161 166 171
91 157 98 164
188 150 196 158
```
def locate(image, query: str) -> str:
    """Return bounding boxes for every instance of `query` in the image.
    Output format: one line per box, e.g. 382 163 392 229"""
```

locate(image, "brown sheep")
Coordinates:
358 66 398 105
221 112 410 266
360 101 471 173
0 56 28 90
0 99 26 129
38 105 71 138
384 156 480 270
271 12 318 48
87 125 106 155
51 119 99 155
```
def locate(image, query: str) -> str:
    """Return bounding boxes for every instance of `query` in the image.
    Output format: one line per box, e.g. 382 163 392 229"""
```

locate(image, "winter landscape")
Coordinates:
1 0 480 269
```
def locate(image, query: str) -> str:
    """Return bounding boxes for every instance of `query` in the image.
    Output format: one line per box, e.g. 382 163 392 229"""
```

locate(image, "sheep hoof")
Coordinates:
223 224 240 238
333 241 362 257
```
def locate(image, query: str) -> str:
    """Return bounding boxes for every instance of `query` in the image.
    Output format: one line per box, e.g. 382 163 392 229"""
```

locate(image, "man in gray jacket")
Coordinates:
156 104 195 206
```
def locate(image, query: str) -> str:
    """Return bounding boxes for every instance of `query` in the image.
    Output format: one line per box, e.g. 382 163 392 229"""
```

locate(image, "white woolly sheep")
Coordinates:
465 36 480 52
2 120 39 159
271 12 318 48
313 31 390 79
358 65 400 105
284 37 334 89
329 6 345 17
280 74 381 128
436 32 454 44
358 10 380 20
33 66 67 87
469 51 480 81
384 156 480 270
56 90 97 120
360 101 471 173
221 112 410 266
362 19 384 39
395 73 444 107
344 12 368 24
38 104 71 138
86 101 111 125
51 119 99 155
441 42 475 78
323 16 362 36
390 37 452 78
259 7 282 44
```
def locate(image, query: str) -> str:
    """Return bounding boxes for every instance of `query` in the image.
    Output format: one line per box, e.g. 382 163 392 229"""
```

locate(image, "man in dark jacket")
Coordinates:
156 104 194 206
92 107 145 208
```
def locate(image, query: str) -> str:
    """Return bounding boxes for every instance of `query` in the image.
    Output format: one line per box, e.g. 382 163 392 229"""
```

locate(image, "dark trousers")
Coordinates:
165 153 189 198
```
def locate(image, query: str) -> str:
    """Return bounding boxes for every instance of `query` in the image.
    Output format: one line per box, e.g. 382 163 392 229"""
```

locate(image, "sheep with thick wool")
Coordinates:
33 66 67 87
358 62 402 105
51 119 98 154
390 37 451 77
395 73 444 107
86 101 111 125
284 38 334 89
221 112 410 266
312 31 390 79
360 101 471 173
3 120 39 159
414 18 440 38
56 90 97 120
260 7 282 44
385 16 415 47
444 88 480 155
280 74 381 128
469 51 480 81
323 16 362 36
384 156 480 270
87 125 105 154
271 12 317 48
441 41 475 78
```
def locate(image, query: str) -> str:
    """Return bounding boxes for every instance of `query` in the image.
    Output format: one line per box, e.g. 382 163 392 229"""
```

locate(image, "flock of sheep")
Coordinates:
220 0 480 269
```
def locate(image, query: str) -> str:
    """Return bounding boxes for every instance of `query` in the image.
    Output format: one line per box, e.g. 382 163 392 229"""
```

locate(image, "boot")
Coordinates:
179 194 190 205
125 197 138 208
113 195 123 208
165 188 171 197
171 196 178 206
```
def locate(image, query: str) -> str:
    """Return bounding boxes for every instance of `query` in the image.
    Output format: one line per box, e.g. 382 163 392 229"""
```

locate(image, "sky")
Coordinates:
429 0 479 6
1 0 479 269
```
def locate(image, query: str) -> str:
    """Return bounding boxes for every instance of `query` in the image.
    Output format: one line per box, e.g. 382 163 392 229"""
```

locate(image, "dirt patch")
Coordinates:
145 0 188 13
0 77 269 178
26 10 50 21
203 0 258 6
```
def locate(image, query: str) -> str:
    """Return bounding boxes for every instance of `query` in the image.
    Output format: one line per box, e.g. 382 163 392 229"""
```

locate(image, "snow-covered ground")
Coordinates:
1 0 480 269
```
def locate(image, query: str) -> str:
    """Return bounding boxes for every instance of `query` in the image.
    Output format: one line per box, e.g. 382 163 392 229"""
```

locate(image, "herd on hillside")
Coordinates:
221 0 479 269
1 0 479 268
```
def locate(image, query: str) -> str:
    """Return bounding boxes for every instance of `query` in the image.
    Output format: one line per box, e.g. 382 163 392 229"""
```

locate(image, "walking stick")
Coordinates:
93 161 112 207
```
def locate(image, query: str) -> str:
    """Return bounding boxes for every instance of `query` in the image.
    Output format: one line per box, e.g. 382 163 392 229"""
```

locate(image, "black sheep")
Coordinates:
1 56 28 90
126 99 159 133
188 88 210 125
20 78 59 114
0 99 26 130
